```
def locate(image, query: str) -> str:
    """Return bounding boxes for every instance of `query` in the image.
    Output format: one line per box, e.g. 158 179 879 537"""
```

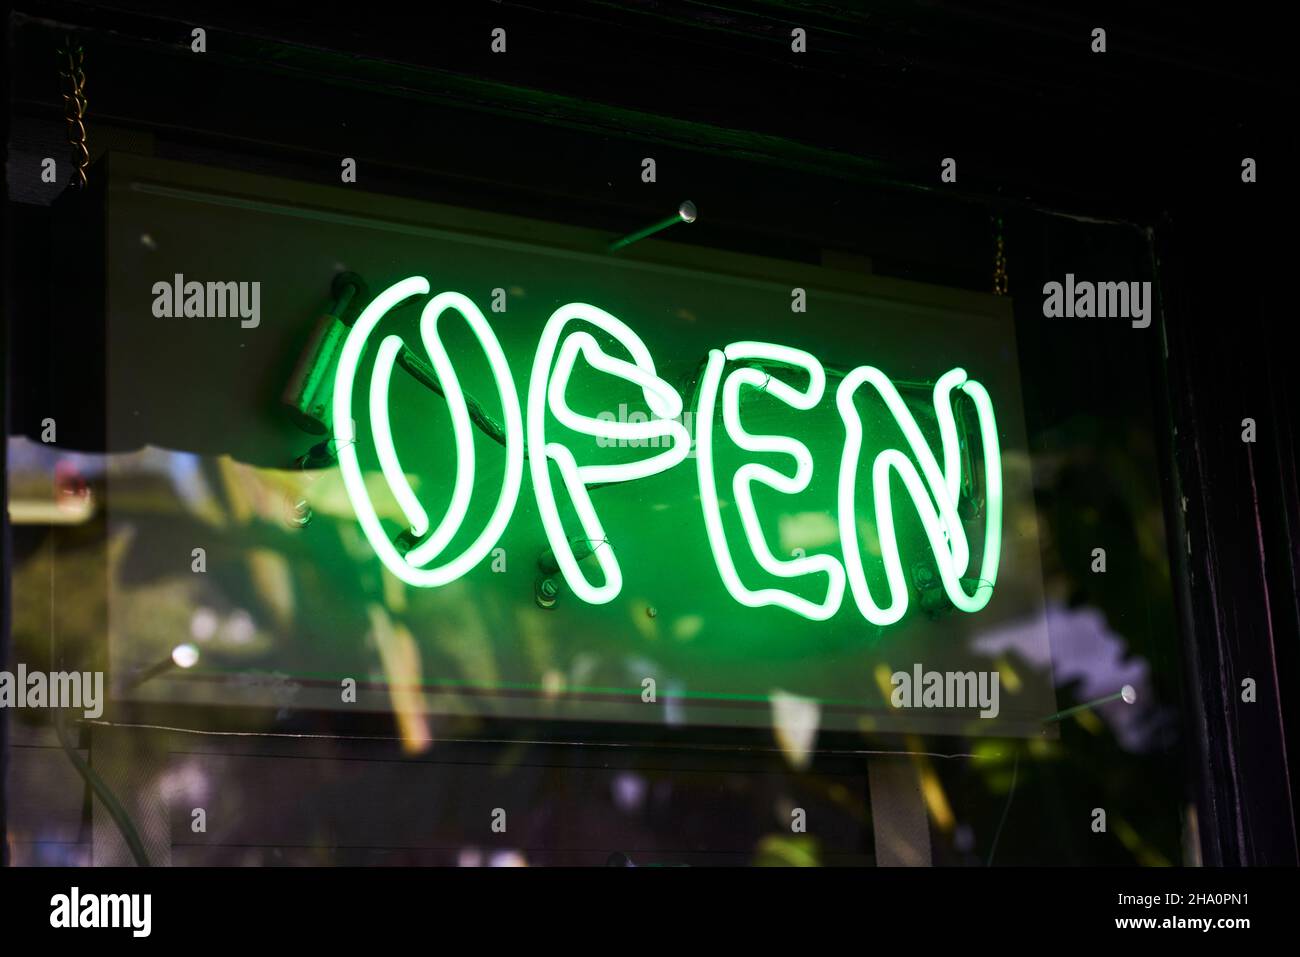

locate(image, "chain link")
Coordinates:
57 41 89 189
992 215 1008 296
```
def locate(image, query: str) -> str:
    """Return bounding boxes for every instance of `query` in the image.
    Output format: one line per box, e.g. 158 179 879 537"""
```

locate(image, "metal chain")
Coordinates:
57 41 89 189
992 215 1008 296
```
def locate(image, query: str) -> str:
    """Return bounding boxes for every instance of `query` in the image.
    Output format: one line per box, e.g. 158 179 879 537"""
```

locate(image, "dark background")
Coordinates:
3 1 1297 866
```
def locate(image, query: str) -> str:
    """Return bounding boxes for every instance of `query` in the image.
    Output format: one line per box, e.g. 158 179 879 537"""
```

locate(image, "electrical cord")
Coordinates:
54 709 151 867
986 744 1019 866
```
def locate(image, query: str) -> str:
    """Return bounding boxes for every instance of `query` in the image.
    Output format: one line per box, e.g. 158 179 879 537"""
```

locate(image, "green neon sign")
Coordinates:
334 278 1003 624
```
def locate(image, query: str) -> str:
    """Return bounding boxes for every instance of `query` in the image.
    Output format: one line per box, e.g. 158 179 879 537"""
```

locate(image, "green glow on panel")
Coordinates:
333 278 524 587
527 302 691 605
696 342 846 620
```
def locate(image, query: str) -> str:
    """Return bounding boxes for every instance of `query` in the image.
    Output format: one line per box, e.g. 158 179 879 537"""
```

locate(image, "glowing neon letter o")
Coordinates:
333 278 525 586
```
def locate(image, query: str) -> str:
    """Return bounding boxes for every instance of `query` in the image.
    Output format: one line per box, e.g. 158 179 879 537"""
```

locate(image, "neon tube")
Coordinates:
527 303 690 604
335 286 1002 625
369 334 428 537
334 279 524 586
836 366 1001 624
695 342 846 620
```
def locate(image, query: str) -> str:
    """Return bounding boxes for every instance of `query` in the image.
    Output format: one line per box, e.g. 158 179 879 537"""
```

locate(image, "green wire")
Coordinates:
54 710 151 867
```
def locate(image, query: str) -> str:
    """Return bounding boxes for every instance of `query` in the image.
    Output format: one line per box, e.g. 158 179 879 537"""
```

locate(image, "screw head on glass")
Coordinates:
171 643 200 669
284 495 313 528
535 577 559 609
